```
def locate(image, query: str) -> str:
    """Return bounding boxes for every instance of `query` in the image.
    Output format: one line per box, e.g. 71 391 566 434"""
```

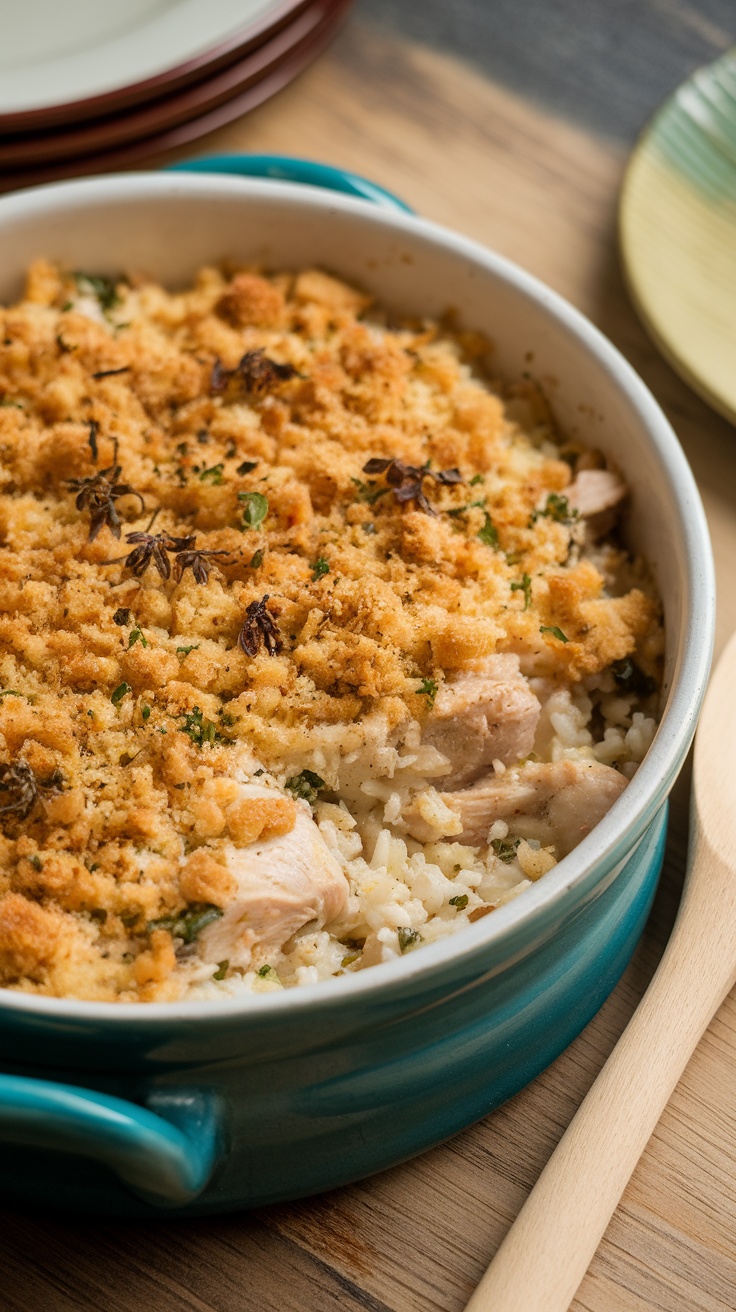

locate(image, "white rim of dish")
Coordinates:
0 0 294 116
0 173 715 1023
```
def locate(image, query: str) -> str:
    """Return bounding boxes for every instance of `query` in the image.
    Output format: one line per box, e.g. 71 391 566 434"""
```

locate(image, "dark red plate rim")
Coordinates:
0 0 352 192
0 0 314 135
0 0 339 168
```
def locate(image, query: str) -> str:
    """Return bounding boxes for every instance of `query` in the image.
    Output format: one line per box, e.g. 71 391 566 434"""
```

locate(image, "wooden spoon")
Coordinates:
465 631 736 1312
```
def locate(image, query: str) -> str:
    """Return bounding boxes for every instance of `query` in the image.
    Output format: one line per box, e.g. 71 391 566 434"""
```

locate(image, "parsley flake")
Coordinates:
200 463 224 485
311 557 330 580
510 573 532 609
478 511 499 547
238 490 268 530
540 625 569 643
449 894 469 909
180 707 220 747
111 682 131 706
397 927 422 953
418 677 438 706
127 628 148 649
285 770 326 805
491 837 521 863
176 644 199 660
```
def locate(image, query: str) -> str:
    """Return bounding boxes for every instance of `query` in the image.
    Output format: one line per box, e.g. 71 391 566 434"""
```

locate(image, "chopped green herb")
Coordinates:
505 550 522 566
127 628 148 649
141 705 151 722
470 473 484 486
491 836 521 863
397 927 422 953
611 657 657 697
311 557 330 580
284 769 326 805
73 272 120 313
540 625 569 643
530 492 578 526
176 644 199 660
478 511 499 547
200 463 224 485
213 960 229 981
510 572 532 610
257 964 280 982
449 894 469 909
351 477 390 505
29 854 43 872
448 498 486 518
111 682 132 706
149 903 223 943
341 951 361 968
418 677 438 706
237 460 258 475
180 707 220 747
250 549 264 568
238 490 269 530
0 689 22 700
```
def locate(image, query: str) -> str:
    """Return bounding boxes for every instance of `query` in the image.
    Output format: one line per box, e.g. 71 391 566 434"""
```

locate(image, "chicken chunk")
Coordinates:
197 789 349 969
407 759 627 857
568 468 626 519
422 654 541 789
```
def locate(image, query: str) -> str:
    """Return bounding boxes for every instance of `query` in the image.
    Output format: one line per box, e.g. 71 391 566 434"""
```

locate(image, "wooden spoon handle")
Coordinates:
465 834 734 1312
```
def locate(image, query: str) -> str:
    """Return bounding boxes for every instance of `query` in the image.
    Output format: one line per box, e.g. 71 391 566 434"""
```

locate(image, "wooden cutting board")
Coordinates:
3 12 736 1311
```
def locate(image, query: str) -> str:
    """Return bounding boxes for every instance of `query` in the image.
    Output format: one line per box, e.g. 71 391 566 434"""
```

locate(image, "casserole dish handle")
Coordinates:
166 152 413 212
0 1073 219 1207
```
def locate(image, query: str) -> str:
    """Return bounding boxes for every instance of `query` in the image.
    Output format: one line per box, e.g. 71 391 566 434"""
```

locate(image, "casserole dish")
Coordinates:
0 158 714 1215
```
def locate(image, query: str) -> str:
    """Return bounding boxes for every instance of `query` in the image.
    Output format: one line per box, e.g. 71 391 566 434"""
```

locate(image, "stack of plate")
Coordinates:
0 0 352 192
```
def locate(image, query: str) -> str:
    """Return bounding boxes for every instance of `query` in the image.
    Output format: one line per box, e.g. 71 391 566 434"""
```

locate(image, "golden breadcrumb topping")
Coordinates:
0 259 662 1001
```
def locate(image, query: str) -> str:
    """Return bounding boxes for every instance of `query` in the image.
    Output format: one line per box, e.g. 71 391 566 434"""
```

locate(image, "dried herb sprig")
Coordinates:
238 595 282 657
361 458 461 516
211 349 300 397
111 528 233 585
68 464 145 541
121 531 195 580
0 761 63 823
172 545 234 586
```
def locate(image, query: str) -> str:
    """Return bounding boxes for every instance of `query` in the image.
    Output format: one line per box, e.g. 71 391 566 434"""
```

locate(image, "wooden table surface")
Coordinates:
4 4 736 1309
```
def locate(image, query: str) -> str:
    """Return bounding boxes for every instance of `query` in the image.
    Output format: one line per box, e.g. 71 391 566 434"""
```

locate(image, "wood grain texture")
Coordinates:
467 633 736 1312
3 11 736 1312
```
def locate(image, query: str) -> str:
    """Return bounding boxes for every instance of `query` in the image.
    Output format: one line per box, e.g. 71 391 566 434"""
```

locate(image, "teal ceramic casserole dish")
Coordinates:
0 159 714 1216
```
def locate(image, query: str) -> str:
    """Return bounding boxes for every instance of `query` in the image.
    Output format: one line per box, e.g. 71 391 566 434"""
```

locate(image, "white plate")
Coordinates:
0 0 288 117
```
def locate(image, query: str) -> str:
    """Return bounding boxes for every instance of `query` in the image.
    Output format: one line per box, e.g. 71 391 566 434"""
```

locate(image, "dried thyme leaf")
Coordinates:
449 894 469 909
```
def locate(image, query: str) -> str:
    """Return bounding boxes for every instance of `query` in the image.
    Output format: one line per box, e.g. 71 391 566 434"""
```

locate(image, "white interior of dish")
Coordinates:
0 174 714 1017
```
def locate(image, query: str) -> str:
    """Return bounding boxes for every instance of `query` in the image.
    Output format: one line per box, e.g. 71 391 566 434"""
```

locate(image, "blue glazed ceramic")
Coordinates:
0 158 714 1216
